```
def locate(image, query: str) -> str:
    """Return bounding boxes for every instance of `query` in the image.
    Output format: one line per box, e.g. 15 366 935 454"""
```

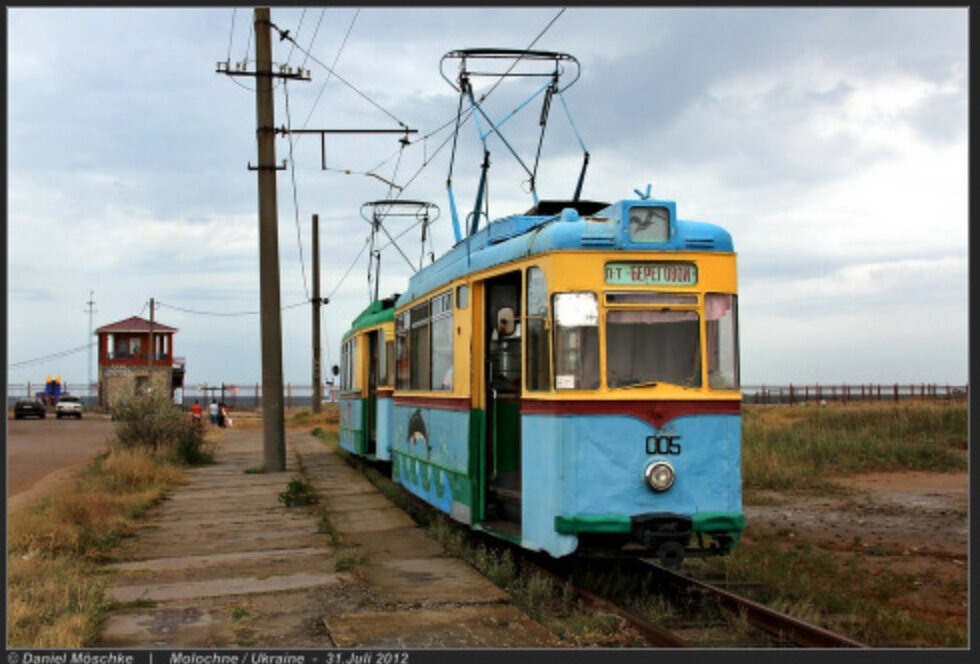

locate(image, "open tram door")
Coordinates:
365 329 380 457
478 271 523 538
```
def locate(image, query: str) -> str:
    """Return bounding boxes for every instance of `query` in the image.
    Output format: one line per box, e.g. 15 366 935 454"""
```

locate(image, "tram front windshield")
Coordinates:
607 310 701 388
604 292 739 391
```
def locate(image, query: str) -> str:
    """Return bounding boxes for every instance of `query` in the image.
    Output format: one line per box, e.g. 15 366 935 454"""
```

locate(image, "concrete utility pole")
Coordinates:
312 213 322 413
254 7 286 471
147 297 155 387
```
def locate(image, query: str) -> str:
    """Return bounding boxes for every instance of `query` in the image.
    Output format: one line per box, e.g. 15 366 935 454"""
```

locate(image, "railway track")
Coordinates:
528 553 868 648
340 449 868 648
637 560 868 648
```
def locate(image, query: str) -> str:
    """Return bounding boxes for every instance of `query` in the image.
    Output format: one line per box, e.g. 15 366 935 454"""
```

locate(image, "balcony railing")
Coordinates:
107 351 170 362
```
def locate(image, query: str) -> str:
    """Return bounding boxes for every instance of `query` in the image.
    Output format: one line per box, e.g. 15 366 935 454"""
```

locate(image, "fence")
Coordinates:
5 382 340 410
177 383 340 411
743 384 969 405
7 382 969 410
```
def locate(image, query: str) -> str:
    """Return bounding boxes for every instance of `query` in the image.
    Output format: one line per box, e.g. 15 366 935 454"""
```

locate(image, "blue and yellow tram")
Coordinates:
338 196 744 566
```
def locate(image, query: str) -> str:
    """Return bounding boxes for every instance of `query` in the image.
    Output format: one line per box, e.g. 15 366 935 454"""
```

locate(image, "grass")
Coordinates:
742 400 967 492
7 449 186 647
700 537 967 647
719 400 970 647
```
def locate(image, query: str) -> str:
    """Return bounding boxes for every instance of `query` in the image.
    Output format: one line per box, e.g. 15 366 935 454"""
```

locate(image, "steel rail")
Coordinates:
643 562 869 648
524 558 690 648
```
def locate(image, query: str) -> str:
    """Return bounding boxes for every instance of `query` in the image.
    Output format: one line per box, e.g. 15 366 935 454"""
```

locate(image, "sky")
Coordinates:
5 6 970 395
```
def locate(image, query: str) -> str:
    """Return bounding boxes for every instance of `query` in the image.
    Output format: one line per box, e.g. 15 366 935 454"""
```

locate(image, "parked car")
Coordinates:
14 399 46 419
55 395 83 419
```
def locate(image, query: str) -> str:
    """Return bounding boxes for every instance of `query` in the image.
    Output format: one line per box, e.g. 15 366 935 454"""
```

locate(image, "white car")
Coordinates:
55 395 83 419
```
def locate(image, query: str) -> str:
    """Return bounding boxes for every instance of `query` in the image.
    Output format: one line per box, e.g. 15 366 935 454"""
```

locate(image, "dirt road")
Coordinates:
6 415 115 512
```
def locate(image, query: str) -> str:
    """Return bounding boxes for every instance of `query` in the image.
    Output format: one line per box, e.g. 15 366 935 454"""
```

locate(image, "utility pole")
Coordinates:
254 7 286 471
312 213 323 413
147 297 155 391
85 291 96 402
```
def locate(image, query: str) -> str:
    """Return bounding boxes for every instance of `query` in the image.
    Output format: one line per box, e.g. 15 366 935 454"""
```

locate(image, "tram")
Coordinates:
337 49 744 566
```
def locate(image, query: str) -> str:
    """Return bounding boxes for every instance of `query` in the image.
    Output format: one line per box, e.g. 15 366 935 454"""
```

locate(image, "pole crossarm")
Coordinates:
216 61 312 81
281 128 418 172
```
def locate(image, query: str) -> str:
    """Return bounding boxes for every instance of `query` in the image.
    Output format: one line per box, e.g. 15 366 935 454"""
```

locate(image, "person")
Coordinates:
217 402 226 428
221 403 232 428
208 399 219 425
191 400 202 425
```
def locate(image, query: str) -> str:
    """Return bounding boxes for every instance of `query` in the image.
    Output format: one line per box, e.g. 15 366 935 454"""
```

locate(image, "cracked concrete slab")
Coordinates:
96 427 558 649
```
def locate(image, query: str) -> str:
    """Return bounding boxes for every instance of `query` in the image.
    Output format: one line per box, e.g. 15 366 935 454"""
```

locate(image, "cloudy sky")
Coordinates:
6 7 969 396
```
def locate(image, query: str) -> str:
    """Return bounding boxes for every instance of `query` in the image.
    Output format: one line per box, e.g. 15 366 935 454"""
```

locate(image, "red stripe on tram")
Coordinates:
520 399 741 429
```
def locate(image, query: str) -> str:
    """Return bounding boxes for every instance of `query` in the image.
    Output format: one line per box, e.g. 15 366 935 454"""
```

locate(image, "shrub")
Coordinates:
112 388 214 465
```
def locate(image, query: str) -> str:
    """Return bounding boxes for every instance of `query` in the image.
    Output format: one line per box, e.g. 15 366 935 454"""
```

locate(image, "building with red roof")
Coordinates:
95 315 184 408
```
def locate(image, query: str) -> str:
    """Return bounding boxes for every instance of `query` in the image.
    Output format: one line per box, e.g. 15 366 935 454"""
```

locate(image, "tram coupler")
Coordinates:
631 513 693 567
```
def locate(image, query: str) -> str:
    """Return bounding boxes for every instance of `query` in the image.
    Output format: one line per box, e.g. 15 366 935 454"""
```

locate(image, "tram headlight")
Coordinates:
644 461 676 492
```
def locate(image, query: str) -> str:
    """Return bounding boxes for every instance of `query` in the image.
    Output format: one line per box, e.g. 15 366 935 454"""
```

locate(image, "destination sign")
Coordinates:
604 262 698 286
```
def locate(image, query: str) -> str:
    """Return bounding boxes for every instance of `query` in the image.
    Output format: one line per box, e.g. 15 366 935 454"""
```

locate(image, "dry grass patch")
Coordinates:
7 448 186 647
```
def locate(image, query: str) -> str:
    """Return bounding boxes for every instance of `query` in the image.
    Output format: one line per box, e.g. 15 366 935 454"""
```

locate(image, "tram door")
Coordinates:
366 330 380 457
482 272 523 536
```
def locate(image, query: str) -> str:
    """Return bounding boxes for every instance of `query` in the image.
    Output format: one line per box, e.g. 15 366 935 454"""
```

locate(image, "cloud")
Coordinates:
6 7 968 388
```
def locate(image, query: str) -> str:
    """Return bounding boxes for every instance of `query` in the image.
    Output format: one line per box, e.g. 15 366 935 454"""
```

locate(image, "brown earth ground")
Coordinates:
742 470 969 635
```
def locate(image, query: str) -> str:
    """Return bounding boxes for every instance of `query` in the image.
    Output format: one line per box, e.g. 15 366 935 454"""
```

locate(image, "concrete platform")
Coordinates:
96 427 557 648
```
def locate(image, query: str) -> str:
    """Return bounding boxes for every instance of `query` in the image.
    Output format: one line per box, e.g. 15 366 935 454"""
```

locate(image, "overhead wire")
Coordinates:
300 8 360 134
8 343 95 370
271 20 409 130
300 8 328 75
156 301 308 318
283 80 310 301
284 8 307 65
326 236 372 301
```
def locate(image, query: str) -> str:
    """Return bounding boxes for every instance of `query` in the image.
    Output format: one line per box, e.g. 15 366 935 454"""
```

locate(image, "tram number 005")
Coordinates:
646 435 681 455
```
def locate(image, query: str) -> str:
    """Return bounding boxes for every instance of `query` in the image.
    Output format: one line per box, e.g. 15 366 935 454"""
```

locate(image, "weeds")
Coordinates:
335 554 369 572
742 401 967 492
278 478 318 507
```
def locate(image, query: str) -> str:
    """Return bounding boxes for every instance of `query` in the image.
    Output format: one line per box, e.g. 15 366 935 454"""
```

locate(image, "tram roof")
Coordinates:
343 296 397 340
394 197 734 307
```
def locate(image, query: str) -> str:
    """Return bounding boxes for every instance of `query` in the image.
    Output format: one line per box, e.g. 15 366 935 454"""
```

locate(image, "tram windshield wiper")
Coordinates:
614 380 659 390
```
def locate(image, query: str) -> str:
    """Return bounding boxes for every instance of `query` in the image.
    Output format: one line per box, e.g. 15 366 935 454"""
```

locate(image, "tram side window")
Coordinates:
395 312 410 390
431 291 454 390
526 267 550 391
706 293 739 389
553 292 600 390
341 338 358 391
607 310 701 389
340 342 347 391
385 340 395 387
377 328 386 388
410 301 431 390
